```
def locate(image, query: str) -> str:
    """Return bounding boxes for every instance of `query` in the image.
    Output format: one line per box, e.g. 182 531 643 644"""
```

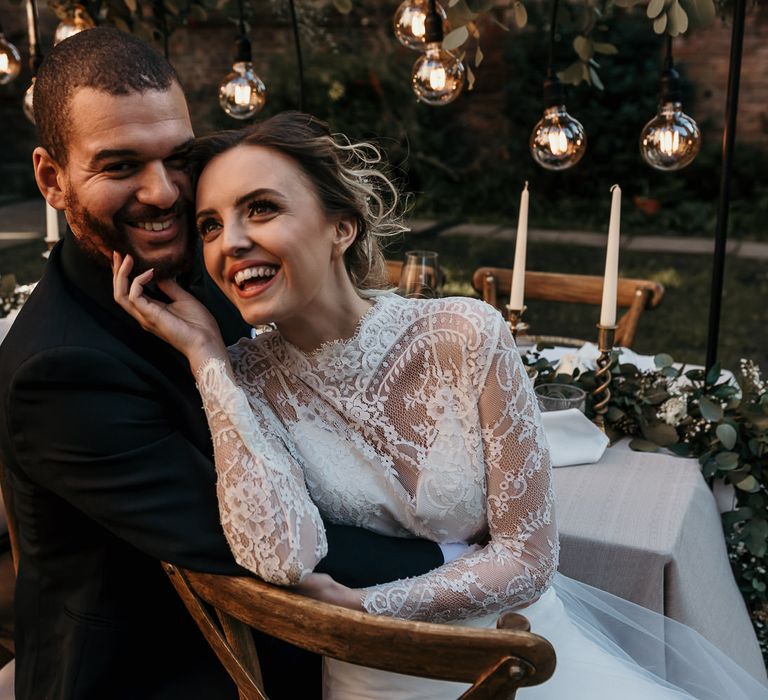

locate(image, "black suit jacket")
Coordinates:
0 233 442 700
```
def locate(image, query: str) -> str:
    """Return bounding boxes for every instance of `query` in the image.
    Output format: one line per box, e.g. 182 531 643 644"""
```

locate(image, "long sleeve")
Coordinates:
196 357 327 585
361 317 558 622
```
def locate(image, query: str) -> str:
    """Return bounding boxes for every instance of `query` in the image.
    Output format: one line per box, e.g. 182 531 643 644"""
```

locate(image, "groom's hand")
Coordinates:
293 573 364 611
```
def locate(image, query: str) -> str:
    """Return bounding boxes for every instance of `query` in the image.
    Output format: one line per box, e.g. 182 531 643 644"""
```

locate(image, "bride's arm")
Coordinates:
195 356 328 585
112 253 327 585
360 314 558 622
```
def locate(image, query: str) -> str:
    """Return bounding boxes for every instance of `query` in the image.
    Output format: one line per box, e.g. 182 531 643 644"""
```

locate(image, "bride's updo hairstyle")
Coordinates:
191 111 407 291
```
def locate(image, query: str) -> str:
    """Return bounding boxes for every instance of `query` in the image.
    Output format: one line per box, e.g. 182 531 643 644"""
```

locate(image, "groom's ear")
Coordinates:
33 147 67 211
332 216 359 259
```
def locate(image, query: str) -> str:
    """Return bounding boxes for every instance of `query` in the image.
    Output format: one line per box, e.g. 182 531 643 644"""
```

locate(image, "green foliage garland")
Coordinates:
525 349 768 659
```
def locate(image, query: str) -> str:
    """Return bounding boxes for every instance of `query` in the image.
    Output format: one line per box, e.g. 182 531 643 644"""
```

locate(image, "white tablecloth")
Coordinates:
554 440 767 682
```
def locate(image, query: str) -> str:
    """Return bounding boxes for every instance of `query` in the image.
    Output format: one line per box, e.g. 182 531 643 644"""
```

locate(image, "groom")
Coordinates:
0 27 443 700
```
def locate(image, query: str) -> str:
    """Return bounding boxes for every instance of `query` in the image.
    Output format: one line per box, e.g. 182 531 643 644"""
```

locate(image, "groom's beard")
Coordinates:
64 188 197 279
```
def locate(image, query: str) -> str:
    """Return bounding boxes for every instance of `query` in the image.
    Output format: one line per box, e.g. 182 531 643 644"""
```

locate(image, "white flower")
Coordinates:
658 395 688 427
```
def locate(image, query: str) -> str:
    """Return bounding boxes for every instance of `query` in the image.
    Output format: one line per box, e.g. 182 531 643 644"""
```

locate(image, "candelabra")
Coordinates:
592 324 616 431
506 305 529 340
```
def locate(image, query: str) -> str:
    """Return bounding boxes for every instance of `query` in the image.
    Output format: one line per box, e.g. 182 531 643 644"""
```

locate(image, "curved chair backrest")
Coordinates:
163 564 556 700
472 267 665 348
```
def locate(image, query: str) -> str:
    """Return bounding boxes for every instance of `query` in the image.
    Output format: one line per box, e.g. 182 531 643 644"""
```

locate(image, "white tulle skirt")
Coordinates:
323 573 768 700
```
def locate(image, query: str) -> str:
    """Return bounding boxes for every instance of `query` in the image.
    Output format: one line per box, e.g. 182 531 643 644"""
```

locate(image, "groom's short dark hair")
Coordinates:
34 26 180 165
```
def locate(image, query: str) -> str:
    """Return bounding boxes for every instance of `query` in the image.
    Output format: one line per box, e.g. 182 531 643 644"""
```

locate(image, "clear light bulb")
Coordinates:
639 102 701 171
0 33 21 85
23 78 35 124
394 0 447 50
53 5 95 45
219 61 266 120
412 43 464 106
529 105 587 171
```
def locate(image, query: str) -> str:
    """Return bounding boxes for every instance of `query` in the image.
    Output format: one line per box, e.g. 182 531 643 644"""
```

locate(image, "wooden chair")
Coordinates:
163 564 556 700
472 268 665 348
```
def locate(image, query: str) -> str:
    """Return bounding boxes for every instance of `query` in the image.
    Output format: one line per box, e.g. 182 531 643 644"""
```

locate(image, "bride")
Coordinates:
112 112 766 699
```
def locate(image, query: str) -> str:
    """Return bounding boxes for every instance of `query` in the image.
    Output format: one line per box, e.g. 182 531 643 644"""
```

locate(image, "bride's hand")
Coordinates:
112 252 228 373
293 573 363 611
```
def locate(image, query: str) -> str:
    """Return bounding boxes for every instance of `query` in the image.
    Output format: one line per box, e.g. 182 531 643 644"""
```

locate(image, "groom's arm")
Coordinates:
318 523 444 588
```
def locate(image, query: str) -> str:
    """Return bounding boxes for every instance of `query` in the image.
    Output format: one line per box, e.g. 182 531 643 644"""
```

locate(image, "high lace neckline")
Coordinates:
282 293 394 360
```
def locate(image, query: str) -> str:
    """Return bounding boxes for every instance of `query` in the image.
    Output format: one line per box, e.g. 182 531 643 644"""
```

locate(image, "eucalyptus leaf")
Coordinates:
573 35 592 61
698 397 723 422
752 579 766 593
654 353 674 368
333 0 353 13
629 438 659 453
443 25 469 51
642 422 678 447
647 0 666 18
466 64 476 91
735 475 760 493
667 0 689 35
683 0 716 27
716 423 738 450
714 451 739 471
123 0 137 12
593 42 619 55
706 361 722 386
746 519 768 556
722 507 753 527
606 406 626 422
653 12 668 33
0 275 16 296
514 1 527 28
662 366 679 378
557 61 585 86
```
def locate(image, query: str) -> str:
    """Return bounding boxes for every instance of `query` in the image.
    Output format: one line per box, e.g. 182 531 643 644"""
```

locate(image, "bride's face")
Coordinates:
196 144 350 326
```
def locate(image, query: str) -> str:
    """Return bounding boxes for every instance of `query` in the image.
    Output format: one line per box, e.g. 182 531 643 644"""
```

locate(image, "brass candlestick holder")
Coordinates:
506 305 530 340
593 324 617 431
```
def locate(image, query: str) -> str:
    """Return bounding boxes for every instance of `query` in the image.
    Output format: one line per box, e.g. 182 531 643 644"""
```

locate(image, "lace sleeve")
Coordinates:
361 316 558 622
196 357 327 585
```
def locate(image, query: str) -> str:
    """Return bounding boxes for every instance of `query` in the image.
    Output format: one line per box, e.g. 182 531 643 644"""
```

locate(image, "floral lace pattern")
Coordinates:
197 294 558 621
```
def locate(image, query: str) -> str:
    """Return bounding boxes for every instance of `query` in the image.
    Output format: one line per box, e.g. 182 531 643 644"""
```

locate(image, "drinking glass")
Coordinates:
534 383 587 413
398 251 442 299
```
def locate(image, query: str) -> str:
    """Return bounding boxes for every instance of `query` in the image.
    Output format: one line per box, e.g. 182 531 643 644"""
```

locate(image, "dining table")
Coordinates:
552 438 767 682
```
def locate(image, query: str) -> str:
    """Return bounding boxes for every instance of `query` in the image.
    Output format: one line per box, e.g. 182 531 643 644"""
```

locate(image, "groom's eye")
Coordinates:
103 161 138 175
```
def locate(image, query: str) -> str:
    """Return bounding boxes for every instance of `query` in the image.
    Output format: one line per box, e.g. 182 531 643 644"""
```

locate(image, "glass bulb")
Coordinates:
219 61 267 120
23 78 35 125
0 33 21 85
529 105 587 171
639 102 701 171
411 44 464 106
394 0 447 50
53 6 95 45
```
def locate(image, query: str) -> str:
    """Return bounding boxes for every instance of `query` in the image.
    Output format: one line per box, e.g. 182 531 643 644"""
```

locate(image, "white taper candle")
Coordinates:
509 181 529 309
600 184 621 327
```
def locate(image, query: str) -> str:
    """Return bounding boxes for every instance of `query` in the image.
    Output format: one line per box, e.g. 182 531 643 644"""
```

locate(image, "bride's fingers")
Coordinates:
112 252 137 305
128 268 154 304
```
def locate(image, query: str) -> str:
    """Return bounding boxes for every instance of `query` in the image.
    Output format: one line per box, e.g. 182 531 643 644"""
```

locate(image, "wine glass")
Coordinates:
398 251 442 299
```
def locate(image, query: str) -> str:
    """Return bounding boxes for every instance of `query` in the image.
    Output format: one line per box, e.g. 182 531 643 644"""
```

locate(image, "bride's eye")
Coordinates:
196 218 221 239
246 199 278 218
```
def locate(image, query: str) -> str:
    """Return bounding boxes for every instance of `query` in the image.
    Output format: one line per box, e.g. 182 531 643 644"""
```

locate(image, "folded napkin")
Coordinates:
541 408 609 467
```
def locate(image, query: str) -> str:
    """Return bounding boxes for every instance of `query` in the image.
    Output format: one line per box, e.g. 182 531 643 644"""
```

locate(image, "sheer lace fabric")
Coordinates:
196 294 558 621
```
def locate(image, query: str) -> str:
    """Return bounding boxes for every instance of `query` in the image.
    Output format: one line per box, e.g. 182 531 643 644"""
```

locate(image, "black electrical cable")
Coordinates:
287 0 305 111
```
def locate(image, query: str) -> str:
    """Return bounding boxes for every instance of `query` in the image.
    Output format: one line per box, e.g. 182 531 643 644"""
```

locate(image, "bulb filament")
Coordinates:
548 129 569 156
429 66 447 90
659 128 681 156
412 13 426 38
0 54 8 72
234 84 252 106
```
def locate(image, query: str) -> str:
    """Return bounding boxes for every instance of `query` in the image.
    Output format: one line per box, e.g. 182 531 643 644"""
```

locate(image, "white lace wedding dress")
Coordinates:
196 294 766 700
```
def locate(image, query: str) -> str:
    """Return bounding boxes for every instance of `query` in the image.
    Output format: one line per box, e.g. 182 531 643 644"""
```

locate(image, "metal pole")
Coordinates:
705 0 747 371
288 0 305 112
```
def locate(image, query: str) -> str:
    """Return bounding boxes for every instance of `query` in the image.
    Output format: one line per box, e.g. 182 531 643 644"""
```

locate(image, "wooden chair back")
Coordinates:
163 564 556 700
472 267 664 348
